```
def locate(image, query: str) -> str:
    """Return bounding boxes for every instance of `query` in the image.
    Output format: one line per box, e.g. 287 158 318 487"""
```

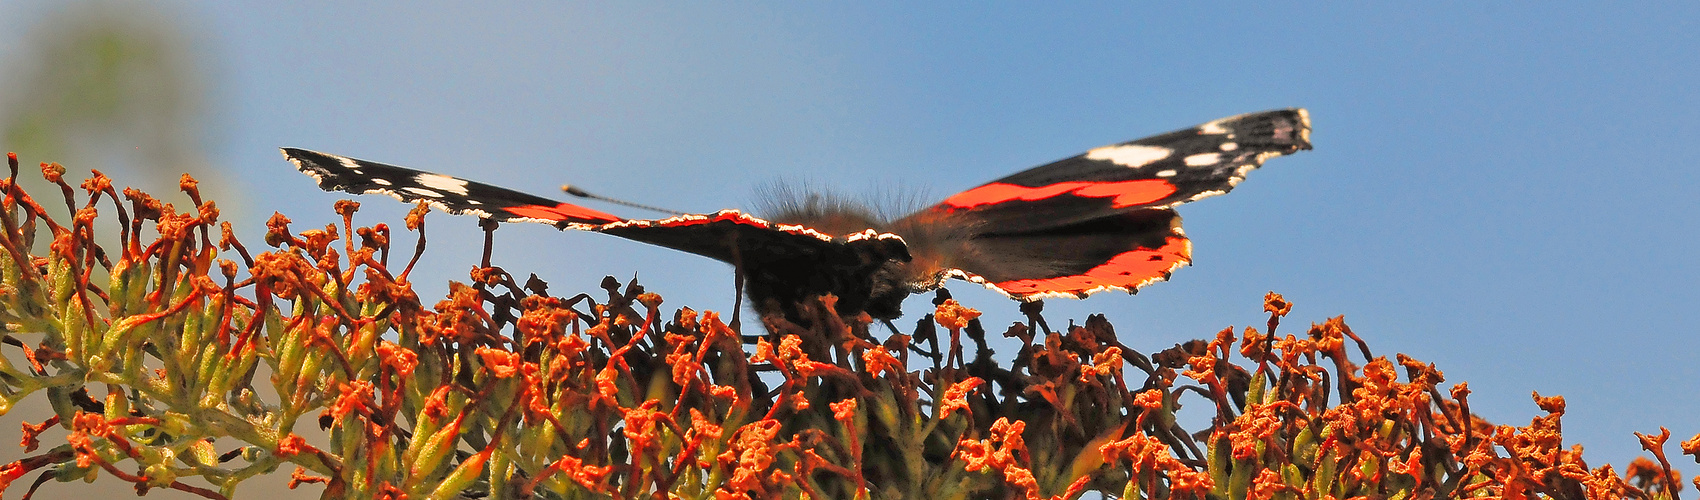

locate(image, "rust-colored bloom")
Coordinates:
70 412 110 437
277 433 308 458
1133 389 1164 410
265 212 296 247
1533 391 1566 414
516 296 574 343
938 377 984 419
330 381 375 420
1080 346 1123 382
476 346 522 379
862 345 904 377
1263 291 1292 316
751 338 776 364
1680 431 1700 458
1581 464 1631 500
934 299 982 330
79 168 113 194
956 418 1027 471
40 161 65 183
377 341 418 377
690 408 724 441
622 403 664 454
1169 468 1216 497
550 455 611 489
405 202 429 231
421 385 454 420
831 398 858 422
722 419 785 495
1625 457 1662 485
1249 468 1290 500
1635 427 1669 452
1387 447 1424 487
288 467 328 490
1100 432 1165 470
334 199 360 218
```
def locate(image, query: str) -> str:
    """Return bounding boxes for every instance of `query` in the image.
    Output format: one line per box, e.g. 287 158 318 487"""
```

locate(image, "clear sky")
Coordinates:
3 0 1697 485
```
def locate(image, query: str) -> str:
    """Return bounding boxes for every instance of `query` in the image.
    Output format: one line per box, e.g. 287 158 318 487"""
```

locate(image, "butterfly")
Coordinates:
283 108 1310 322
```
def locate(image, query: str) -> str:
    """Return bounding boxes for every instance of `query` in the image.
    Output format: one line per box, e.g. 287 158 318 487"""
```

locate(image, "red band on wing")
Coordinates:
991 236 1190 296
939 179 1178 211
504 203 621 224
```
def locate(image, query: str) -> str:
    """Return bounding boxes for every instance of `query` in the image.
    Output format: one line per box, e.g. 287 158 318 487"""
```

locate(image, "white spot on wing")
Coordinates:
414 173 471 196
1199 120 1229 135
371 178 392 186
404 187 443 198
1085 144 1171 168
1219 142 1239 151
1183 153 1221 167
1155 169 1177 178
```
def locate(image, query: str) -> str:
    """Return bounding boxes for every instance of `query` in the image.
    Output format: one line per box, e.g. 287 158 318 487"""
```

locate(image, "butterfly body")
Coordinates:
284 108 1310 320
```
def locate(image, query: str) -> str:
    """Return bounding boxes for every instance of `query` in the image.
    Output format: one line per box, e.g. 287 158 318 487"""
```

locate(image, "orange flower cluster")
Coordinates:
0 152 1693 499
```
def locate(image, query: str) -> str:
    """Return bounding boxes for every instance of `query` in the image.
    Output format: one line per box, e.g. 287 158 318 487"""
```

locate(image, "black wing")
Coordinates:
282 148 623 226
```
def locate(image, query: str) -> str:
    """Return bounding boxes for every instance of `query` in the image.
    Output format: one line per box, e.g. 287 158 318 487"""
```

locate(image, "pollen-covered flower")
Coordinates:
939 377 984 419
1680 432 1700 458
831 398 858 422
40 161 65 183
723 420 785 495
377 341 417 377
1248 468 1290 500
1263 291 1292 316
862 345 904 377
1079 346 1123 383
330 381 375 420
404 202 429 231
277 433 308 458
422 386 454 420
476 346 522 379
1534 391 1566 414
934 299 982 330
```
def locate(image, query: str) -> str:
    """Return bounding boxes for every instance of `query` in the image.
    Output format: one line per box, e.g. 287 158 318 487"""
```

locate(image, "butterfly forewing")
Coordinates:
282 148 621 226
915 108 1310 232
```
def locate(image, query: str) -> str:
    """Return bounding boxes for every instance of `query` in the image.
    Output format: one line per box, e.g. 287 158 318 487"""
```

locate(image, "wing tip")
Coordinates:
1288 108 1313 150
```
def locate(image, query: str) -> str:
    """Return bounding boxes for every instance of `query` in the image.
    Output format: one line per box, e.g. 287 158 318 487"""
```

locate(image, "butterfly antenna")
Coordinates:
560 184 684 215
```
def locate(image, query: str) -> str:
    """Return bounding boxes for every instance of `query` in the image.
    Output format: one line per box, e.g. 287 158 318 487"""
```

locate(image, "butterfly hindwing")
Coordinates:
942 209 1189 299
282 148 621 226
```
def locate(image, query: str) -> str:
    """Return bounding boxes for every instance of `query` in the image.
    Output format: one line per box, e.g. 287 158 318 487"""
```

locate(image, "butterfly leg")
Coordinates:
727 232 745 333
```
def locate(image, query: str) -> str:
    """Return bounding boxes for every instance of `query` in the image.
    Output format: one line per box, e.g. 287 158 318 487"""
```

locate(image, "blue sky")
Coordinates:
5 0 1698 481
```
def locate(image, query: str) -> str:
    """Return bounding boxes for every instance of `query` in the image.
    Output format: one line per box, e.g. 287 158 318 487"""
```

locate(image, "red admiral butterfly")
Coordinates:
283 108 1310 321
